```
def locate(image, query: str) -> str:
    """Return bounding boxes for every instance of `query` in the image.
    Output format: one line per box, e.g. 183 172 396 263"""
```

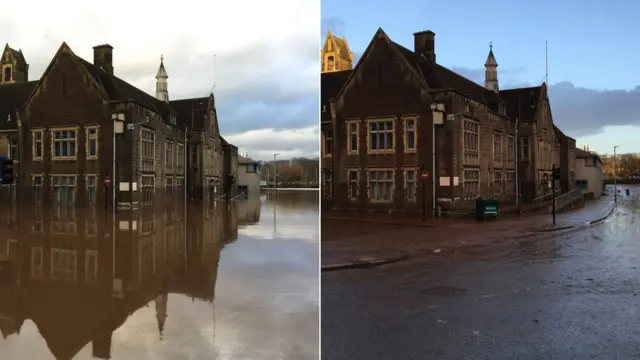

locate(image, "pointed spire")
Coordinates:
155 54 169 102
484 41 499 93
485 41 498 67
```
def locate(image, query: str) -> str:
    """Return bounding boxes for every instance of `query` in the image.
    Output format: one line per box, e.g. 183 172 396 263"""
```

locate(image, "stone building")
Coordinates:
321 31 354 73
322 28 576 215
221 136 238 199
0 41 237 206
0 44 37 201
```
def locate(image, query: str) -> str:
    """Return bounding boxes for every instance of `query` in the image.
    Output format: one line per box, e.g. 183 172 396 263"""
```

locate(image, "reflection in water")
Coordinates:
0 190 319 359
0 200 235 359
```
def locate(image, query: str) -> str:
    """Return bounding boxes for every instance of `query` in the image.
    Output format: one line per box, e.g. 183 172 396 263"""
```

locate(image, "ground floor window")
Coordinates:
33 175 44 203
322 170 332 198
368 170 394 202
404 169 416 202
506 171 516 194
463 169 480 200
86 206 98 237
141 175 155 205
51 205 77 235
86 174 98 204
347 169 359 201
52 175 77 204
493 170 503 196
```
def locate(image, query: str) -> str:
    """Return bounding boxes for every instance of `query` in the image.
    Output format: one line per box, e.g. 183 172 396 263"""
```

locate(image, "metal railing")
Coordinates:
553 188 584 212
533 188 562 207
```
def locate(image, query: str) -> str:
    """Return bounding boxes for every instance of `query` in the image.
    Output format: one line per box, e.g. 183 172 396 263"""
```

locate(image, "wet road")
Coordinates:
323 186 640 360
0 190 319 359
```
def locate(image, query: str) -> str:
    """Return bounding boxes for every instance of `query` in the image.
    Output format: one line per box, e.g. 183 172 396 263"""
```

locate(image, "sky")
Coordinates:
321 0 640 156
0 0 320 161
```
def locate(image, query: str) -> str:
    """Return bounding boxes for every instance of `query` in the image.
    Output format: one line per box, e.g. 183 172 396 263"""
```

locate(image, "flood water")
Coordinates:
0 190 319 359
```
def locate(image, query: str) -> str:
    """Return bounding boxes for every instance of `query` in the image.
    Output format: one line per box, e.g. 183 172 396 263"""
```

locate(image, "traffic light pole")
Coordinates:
422 164 426 222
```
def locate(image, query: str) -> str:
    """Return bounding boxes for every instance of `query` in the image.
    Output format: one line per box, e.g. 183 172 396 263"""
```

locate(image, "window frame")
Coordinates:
346 120 359 155
85 125 99 160
366 118 395 154
462 119 480 165
367 168 395 203
51 127 79 161
404 167 417 202
463 168 480 200
32 129 44 161
403 117 417 153
347 168 359 201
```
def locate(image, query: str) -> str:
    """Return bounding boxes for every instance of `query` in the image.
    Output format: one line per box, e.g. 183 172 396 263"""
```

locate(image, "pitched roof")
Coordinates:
0 81 37 130
29 43 183 129
4 45 28 70
390 40 505 106
498 86 543 121
169 97 210 130
575 148 601 163
220 135 237 149
238 156 257 165
321 70 351 124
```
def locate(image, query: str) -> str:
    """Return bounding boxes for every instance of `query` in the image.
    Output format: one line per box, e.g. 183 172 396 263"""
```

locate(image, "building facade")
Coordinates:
221 136 238 200
322 28 577 215
0 41 237 206
575 148 605 198
237 156 261 198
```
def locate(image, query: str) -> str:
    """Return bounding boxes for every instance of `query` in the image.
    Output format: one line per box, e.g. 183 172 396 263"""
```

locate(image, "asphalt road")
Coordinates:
322 188 640 360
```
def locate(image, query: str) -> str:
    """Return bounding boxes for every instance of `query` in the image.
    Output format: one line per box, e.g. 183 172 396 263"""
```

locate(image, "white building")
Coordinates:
575 148 605 199
237 156 261 198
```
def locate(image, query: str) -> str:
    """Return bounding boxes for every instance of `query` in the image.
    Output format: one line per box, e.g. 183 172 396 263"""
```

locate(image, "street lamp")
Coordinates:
613 145 619 202
273 153 280 193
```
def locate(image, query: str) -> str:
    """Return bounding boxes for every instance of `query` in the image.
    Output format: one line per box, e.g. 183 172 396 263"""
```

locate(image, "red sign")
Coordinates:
421 170 429 181
105 176 111 185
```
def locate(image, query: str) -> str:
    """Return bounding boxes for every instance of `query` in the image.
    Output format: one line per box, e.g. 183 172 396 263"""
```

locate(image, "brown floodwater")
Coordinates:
0 190 319 359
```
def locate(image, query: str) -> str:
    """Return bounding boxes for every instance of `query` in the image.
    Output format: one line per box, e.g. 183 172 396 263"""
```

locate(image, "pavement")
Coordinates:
322 190 619 271
322 184 640 359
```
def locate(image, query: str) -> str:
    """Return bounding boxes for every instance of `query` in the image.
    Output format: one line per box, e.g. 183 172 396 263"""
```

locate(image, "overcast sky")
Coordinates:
0 0 319 161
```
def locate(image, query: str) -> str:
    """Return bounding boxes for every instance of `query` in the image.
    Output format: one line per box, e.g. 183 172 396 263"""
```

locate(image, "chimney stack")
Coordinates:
93 44 114 75
413 30 436 63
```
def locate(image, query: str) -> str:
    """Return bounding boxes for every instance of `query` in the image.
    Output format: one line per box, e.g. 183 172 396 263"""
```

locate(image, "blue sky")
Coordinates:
321 0 640 155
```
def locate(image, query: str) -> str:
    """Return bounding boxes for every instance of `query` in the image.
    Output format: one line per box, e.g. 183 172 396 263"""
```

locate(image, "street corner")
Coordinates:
321 250 412 272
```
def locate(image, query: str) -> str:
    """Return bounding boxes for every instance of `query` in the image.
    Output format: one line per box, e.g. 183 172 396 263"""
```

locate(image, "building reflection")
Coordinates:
236 196 261 227
0 199 238 360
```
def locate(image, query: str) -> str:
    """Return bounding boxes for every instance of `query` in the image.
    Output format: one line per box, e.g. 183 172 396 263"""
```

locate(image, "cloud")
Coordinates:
226 126 320 160
450 66 640 139
0 0 319 159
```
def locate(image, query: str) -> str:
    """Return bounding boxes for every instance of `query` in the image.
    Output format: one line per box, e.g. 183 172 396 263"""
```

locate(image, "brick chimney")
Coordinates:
413 30 436 63
93 44 114 75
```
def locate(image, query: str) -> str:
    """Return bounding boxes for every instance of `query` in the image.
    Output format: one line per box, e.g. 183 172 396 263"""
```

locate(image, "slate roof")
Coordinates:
320 70 351 123
5 46 28 70
498 86 542 121
168 97 209 131
390 41 505 107
0 81 37 130
238 156 257 165
220 135 237 149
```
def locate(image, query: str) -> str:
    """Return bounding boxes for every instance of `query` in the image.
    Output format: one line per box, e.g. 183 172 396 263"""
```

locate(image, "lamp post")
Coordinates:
613 145 619 202
273 153 279 193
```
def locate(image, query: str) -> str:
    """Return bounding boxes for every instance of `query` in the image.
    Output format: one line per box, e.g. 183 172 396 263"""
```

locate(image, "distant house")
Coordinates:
237 156 261 197
575 148 605 198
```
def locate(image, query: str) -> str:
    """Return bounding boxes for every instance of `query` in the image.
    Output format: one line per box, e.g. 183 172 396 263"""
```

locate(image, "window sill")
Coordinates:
369 199 392 204
404 149 417 153
367 151 395 155
33 158 43 162
347 151 358 155
86 157 98 160
52 157 77 161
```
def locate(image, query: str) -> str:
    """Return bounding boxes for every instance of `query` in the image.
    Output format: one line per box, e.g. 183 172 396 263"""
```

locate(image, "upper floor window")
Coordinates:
52 128 77 160
463 119 479 165
3 67 11 82
347 122 358 154
86 126 99 160
140 128 155 172
404 118 416 152
165 140 174 167
493 132 502 161
323 133 333 157
33 130 43 161
368 120 394 153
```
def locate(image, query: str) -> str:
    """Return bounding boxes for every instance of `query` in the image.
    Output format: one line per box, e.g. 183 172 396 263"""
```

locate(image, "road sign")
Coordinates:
105 176 111 186
421 170 429 181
